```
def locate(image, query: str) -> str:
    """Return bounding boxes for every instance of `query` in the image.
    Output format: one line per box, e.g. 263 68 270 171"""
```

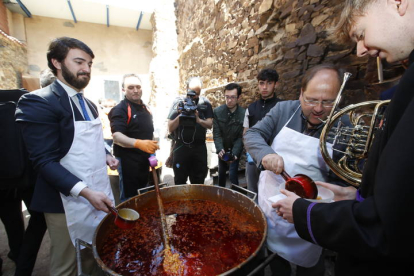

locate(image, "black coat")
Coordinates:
292 51 414 275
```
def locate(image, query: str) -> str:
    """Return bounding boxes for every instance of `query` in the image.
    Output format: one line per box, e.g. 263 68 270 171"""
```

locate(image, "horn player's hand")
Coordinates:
316 181 357 201
262 153 284 175
134 139 159 154
272 189 298 223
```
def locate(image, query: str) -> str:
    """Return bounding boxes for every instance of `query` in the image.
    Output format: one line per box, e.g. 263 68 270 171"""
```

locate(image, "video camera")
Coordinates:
221 149 235 162
177 90 200 126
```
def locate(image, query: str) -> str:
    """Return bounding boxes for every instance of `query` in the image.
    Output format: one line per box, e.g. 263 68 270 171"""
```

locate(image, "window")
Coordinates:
104 80 120 102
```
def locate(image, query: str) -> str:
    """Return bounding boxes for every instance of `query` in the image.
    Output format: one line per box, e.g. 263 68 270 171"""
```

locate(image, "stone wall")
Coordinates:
0 30 28 89
174 0 404 108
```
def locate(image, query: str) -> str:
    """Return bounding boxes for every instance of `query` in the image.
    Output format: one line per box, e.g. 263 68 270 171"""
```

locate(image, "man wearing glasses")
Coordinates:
213 83 245 187
244 63 349 276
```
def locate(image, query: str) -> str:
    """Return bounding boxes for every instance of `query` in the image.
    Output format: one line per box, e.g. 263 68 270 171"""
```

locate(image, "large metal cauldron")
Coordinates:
92 184 267 276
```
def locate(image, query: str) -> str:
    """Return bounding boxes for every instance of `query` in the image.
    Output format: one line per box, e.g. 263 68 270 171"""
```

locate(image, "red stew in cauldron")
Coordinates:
100 199 262 275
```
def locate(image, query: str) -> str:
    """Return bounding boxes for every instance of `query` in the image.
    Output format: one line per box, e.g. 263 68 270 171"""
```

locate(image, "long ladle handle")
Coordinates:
280 170 291 182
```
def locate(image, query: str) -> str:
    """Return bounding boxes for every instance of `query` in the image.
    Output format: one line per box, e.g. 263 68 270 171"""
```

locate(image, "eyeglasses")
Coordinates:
225 95 238 100
302 95 335 108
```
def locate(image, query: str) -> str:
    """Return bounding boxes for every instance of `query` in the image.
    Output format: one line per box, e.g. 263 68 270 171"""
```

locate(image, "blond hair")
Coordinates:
330 0 379 44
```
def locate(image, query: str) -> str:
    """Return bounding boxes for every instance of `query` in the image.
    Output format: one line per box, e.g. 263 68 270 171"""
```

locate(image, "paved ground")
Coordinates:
0 205 50 276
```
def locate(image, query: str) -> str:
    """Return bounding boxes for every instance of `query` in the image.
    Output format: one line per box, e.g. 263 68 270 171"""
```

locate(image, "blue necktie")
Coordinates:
76 93 91 121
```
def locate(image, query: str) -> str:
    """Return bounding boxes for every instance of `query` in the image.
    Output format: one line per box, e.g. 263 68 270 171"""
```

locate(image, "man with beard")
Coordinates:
15 37 119 276
108 74 158 202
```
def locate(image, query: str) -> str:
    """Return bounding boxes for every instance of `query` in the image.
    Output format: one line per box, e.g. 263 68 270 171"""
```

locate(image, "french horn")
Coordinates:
319 72 390 187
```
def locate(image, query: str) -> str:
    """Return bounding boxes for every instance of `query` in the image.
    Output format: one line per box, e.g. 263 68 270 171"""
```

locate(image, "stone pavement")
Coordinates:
0 205 50 276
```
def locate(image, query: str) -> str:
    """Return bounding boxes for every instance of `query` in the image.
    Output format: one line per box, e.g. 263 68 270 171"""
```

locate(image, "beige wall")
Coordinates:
11 13 26 42
24 15 153 104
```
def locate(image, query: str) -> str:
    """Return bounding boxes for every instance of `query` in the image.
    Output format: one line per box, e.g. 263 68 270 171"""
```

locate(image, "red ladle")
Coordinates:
280 170 318 199
108 205 140 230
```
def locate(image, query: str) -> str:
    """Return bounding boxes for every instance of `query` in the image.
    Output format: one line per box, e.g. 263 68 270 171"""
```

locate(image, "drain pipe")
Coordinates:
15 0 31 18
67 0 77 23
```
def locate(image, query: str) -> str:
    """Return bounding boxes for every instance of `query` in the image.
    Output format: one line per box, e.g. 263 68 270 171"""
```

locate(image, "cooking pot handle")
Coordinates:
231 184 257 201
75 238 92 276
137 182 168 194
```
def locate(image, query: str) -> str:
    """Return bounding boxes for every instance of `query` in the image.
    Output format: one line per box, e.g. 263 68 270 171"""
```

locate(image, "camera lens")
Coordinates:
222 152 233 161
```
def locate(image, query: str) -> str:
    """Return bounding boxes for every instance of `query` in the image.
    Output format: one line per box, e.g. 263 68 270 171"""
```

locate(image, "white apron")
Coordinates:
60 98 114 246
258 106 333 267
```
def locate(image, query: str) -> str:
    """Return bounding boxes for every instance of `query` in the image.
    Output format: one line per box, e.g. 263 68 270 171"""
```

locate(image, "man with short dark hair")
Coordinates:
167 77 213 184
243 69 281 194
16 37 119 276
108 74 158 202
213 83 245 187
245 64 348 276
274 1 414 275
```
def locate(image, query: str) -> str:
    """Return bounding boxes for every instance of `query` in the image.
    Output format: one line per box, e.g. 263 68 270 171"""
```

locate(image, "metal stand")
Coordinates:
75 238 92 276
230 183 257 202
246 252 278 276
137 182 168 195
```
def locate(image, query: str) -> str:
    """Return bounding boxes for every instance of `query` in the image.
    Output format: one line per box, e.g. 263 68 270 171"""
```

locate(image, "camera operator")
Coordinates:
213 83 245 187
167 77 213 185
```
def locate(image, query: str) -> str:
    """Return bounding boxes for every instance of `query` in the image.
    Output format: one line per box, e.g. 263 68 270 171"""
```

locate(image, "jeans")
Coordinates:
218 158 240 187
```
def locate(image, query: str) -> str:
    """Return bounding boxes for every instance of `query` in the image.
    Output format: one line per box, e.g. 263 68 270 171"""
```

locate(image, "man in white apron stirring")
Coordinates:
16 37 119 276
244 64 350 276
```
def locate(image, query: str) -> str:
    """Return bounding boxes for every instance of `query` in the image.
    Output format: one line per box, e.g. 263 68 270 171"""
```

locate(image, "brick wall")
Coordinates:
0 1 10 34
0 31 28 89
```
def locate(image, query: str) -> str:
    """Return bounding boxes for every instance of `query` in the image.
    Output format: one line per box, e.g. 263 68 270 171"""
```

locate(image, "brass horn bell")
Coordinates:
319 73 390 187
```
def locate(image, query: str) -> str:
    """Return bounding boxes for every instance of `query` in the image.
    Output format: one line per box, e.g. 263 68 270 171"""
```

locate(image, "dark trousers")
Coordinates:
218 158 240 187
267 249 325 276
173 143 208 184
117 154 150 201
15 187 47 276
0 187 47 276
0 189 24 261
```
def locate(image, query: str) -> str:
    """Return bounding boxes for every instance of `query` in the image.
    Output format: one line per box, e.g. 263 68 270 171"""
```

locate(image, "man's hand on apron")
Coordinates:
79 187 113 213
106 154 119 170
262 153 284 174
272 189 299 223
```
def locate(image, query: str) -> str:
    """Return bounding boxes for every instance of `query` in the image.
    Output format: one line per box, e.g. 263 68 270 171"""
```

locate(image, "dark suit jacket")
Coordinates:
0 89 33 189
15 81 100 213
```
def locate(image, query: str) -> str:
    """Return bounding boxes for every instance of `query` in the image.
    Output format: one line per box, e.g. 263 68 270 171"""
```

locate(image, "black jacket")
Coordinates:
293 50 414 275
247 94 281 127
213 104 246 158
0 89 32 190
